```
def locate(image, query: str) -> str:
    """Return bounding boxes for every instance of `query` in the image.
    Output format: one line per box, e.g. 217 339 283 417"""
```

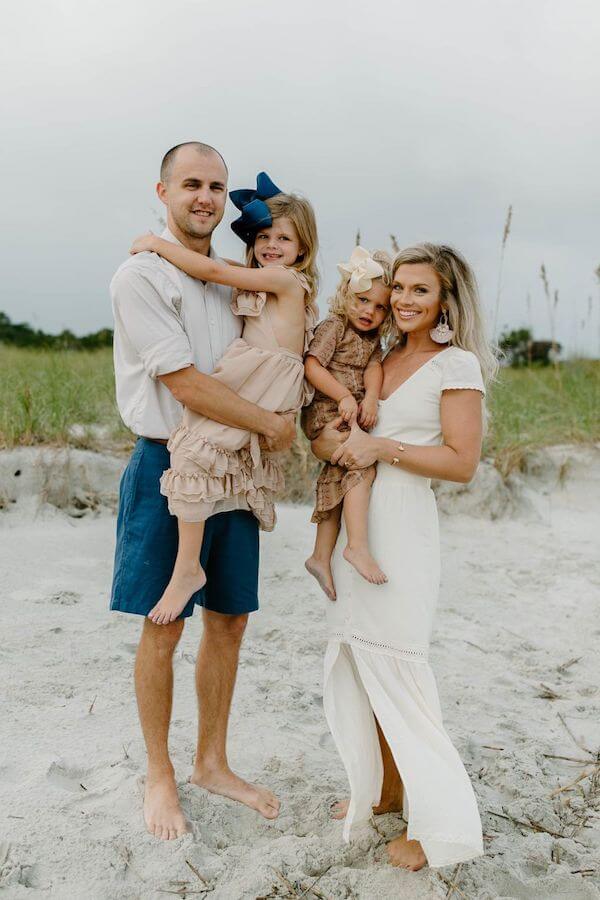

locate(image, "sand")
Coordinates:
1 445 599 899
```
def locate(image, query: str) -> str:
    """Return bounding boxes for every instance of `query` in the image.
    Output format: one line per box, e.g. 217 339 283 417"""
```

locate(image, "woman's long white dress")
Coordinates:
324 345 485 868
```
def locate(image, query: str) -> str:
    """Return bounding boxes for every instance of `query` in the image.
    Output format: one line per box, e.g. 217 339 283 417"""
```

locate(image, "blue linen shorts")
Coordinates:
110 438 259 618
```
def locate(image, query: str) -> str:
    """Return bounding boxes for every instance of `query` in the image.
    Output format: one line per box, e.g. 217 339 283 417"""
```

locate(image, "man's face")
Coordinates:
157 147 228 242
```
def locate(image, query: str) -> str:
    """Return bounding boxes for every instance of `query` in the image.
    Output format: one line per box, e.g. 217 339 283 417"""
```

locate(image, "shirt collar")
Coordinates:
161 227 218 260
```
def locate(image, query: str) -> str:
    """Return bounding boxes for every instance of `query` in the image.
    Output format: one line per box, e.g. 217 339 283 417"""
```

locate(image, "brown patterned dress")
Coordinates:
301 314 382 523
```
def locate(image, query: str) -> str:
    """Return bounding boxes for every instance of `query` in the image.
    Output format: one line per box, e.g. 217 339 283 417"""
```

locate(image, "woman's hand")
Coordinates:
130 232 159 255
331 421 380 469
338 394 359 424
358 393 379 430
310 417 347 462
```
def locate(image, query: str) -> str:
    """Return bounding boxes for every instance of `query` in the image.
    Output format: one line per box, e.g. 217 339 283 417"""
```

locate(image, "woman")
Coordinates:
312 243 497 871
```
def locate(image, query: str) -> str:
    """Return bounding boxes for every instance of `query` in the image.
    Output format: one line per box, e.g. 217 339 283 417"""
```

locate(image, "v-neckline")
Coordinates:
379 346 454 403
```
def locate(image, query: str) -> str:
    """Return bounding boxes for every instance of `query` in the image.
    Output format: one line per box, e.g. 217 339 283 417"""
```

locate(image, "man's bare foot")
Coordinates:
148 566 207 625
190 765 280 820
343 545 387 585
387 829 427 871
144 770 189 841
305 556 337 601
330 797 403 819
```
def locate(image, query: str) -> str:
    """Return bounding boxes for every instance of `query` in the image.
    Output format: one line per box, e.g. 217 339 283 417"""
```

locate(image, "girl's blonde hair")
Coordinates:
391 243 499 387
245 193 319 304
329 249 395 342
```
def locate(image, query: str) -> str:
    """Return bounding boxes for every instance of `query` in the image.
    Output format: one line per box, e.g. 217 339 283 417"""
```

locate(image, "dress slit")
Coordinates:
324 640 484 868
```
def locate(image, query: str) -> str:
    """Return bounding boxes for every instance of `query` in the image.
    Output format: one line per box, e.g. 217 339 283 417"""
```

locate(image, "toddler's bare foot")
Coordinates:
144 769 189 841
148 566 206 625
387 829 427 871
305 556 337 601
343 546 387 585
190 764 280 819
330 798 349 819
330 797 402 819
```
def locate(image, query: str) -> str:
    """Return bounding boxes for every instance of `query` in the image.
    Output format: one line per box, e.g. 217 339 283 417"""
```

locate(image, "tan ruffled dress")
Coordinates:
160 271 317 531
300 315 382 523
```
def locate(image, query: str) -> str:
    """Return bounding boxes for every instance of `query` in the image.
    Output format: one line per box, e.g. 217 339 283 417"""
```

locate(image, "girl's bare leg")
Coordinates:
305 505 341 601
342 467 387 585
148 520 207 625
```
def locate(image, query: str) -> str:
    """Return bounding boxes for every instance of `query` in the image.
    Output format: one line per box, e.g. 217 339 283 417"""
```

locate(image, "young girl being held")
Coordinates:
302 247 393 601
129 172 319 624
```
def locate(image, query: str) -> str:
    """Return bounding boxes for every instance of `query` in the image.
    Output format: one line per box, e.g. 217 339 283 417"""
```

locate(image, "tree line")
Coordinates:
0 311 113 350
0 310 562 366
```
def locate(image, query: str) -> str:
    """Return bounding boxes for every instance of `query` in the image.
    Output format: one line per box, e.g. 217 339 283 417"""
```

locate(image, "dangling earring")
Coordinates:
430 308 454 344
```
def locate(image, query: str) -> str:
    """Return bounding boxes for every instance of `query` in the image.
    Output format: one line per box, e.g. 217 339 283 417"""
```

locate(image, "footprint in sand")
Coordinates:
46 761 90 793
48 591 81 606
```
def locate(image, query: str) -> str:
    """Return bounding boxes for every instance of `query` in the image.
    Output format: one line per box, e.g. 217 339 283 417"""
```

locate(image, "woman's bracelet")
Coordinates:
391 443 406 465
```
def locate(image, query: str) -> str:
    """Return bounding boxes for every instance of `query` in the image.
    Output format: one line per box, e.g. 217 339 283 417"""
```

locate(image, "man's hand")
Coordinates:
310 416 348 462
260 413 296 453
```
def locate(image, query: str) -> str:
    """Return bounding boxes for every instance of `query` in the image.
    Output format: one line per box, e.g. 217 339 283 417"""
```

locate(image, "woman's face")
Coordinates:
391 263 443 334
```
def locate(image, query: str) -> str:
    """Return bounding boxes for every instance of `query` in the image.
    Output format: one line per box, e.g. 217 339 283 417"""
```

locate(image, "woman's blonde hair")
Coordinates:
244 193 319 304
391 243 499 387
328 249 395 342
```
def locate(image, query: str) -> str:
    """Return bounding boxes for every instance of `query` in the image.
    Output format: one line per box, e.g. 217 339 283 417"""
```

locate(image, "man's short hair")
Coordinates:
160 142 228 183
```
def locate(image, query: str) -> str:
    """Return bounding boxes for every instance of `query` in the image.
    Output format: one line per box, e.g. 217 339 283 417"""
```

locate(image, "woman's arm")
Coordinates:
332 390 483 483
130 234 297 295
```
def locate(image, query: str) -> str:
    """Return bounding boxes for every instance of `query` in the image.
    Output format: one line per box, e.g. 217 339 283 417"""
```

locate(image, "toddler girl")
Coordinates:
130 172 319 624
302 247 393 601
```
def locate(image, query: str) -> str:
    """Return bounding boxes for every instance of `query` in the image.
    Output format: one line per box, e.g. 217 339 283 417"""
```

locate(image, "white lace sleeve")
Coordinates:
441 349 485 396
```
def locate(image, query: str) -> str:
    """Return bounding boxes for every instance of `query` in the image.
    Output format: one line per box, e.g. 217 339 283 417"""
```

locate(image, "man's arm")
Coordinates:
159 366 295 452
112 264 294 452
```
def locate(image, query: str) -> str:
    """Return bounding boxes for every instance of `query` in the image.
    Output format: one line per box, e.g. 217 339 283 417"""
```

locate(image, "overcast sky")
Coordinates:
2 0 599 356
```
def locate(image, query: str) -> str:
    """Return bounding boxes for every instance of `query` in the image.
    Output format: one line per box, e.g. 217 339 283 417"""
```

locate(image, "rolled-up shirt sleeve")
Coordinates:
111 264 193 378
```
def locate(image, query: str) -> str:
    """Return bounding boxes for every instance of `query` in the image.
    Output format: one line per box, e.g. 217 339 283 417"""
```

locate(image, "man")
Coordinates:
110 142 295 841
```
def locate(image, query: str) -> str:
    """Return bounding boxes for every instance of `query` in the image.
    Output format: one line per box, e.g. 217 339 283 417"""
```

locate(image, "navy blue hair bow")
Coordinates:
230 171 283 244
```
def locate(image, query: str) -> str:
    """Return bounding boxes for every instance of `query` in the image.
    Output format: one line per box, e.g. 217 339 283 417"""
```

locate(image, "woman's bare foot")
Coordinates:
144 770 189 841
148 566 207 625
190 765 280 820
387 829 427 871
305 556 337 601
330 797 403 820
343 545 387 585
373 796 403 815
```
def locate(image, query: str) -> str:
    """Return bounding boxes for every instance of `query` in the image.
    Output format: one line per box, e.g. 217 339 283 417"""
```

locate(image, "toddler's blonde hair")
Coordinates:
245 193 319 305
328 249 394 342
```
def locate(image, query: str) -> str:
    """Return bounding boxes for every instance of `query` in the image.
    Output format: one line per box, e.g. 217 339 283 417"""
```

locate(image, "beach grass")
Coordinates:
0 346 130 449
0 345 598 497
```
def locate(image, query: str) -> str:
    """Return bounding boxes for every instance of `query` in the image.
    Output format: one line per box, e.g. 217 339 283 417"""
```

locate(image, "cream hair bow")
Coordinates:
337 246 385 293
